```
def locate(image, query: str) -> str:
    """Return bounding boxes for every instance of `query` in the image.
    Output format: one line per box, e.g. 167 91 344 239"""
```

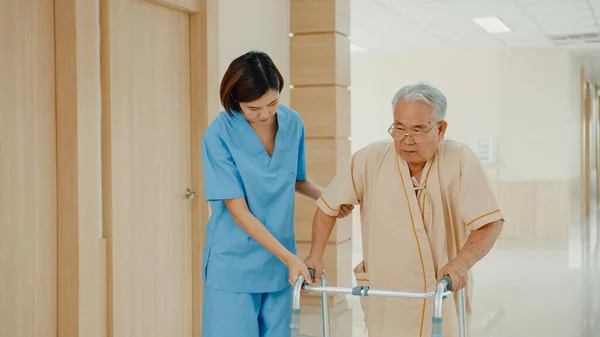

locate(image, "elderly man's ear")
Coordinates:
438 121 448 140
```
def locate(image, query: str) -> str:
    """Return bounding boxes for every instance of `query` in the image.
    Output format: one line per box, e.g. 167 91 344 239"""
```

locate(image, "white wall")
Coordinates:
351 50 582 182
217 0 291 109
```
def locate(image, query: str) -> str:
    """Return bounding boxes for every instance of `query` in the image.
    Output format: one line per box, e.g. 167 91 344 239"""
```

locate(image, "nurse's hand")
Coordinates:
337 204 354 218
286 255 312 286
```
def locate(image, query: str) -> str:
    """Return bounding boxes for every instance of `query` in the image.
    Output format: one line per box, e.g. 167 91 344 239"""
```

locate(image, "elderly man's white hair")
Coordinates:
391 82 447 120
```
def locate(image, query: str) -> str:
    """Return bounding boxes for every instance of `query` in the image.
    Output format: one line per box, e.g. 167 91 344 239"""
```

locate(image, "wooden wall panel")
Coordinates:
305 139 351 185
290 33 351 86
145 0 201 12
497 180 573 240
291 86 351 138
498 182 535 239
290 0 350 35
0 1 57 336
290 0 351 308
534 181 571 239
295 139 351 242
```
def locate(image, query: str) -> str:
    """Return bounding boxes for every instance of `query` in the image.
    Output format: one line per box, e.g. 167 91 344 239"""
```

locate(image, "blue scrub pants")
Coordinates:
202 284 292 337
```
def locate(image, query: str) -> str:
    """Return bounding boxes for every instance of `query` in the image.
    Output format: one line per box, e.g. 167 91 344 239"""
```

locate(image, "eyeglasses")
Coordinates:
388 121 442 144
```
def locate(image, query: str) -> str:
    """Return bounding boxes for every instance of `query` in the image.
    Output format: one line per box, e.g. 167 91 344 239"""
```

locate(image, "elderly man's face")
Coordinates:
392 100 447 167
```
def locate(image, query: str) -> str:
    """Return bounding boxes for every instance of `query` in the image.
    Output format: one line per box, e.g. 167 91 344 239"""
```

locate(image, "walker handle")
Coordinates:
440 275 453 291
303 268 316 286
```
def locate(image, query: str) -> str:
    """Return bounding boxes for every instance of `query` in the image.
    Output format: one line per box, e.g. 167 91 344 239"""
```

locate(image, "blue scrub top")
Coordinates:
201 104 307 293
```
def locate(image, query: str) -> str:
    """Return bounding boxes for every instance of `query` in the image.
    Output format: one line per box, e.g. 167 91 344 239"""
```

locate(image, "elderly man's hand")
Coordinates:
304 255 325 283
337 204 354 218
437 258 470 292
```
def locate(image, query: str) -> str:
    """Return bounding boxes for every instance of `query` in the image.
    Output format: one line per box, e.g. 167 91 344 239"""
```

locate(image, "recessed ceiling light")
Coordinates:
350 43 367 52
472 17 511 34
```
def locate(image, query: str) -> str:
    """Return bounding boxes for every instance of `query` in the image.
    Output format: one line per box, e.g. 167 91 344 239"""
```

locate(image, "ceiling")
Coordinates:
350 0 600 82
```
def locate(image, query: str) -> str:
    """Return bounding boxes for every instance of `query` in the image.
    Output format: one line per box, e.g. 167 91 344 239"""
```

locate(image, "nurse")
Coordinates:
200 50 353 337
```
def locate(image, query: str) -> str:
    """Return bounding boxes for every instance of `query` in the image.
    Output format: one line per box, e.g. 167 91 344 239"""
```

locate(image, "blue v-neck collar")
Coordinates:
230 108 286 168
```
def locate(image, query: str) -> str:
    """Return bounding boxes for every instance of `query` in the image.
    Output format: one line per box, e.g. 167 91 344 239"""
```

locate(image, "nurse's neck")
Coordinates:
249 114 278 133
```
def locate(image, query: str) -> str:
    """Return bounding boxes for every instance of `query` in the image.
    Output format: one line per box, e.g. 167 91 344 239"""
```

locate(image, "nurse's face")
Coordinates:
239 89 281 125
391 100 447 167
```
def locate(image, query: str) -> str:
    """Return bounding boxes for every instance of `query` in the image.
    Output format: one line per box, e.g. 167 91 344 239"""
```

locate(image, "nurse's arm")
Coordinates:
225 198 297 266
295 178 323 200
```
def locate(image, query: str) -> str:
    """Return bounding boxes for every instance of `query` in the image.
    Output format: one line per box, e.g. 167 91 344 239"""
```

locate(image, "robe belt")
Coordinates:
411 176 433 227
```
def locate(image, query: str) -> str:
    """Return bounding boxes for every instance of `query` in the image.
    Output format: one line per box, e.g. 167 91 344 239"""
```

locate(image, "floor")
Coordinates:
297 208 600 337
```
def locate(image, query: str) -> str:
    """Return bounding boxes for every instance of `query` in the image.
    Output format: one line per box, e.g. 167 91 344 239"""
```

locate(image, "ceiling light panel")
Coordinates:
473 16 512 33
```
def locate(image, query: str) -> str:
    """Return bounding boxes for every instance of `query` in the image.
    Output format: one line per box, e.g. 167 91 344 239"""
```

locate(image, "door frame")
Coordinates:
54 0 217 336
596 88 600 212
581 71 591 250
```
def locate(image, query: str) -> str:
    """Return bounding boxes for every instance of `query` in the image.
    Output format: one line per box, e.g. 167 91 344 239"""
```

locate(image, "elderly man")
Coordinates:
304 83 504 337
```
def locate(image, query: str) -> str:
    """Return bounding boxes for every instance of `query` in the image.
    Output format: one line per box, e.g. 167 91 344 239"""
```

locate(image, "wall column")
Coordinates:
290 0 352 307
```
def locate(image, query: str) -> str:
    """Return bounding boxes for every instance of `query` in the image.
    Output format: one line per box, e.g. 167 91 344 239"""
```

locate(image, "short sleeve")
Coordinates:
296 122 307 181
316 152 365 217
201 132 246 201
459 146 504 231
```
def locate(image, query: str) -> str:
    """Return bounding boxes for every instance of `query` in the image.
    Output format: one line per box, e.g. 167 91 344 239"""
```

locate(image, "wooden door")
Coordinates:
101 1 207 336
0 0 58 336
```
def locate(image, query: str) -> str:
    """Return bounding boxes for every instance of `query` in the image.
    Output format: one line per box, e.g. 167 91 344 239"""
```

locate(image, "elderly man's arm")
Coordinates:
458 220 503 266
302 150 367 282
304 209 337 281
295 179 354 218
438 220 503 291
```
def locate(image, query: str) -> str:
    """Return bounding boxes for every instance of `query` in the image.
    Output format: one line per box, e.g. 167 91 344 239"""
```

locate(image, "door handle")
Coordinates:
185 188 198 200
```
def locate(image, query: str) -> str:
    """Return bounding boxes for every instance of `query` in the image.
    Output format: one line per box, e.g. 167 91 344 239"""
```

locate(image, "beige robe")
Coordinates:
316 140 504 337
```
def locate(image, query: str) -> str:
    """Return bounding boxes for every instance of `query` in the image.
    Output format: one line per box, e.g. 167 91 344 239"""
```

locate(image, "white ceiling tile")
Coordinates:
447 0 514 10
350 0 600 55
465 43 509 51
458 9 527 23
495 31 549 42
375 0 444 5
495 32 555 48
535 18 597 29
500 21 543 32
543 25 599 36
377 0 455 14
507 42 556 50
520 1 591 13
395 35 443 45
407 42 466 53
351 1 399 26
515 0 586 4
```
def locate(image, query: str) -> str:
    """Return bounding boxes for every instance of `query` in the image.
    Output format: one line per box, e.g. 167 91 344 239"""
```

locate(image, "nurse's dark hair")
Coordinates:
220 50 285 116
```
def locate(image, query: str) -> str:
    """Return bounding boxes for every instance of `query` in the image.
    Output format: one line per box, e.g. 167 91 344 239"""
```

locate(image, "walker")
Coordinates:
291 269 467 337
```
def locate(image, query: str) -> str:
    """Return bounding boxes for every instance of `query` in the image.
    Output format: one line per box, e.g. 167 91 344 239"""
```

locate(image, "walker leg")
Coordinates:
291 276 304 336
320 272 331 337
457 288 467 337
432 276 451 337
431 276 452 337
